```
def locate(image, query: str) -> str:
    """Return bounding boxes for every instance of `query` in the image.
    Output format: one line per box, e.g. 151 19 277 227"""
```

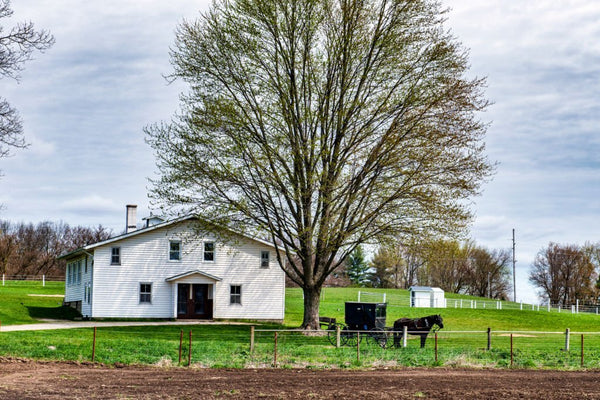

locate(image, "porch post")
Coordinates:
172 283 178 318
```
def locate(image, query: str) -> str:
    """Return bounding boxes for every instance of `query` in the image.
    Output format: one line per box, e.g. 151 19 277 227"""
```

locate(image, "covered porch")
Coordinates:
166 270 222 319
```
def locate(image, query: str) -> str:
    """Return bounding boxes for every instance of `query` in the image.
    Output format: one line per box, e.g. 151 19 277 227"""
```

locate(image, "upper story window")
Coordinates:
260 250 270 268
76 262 81 284
111 247 121 265
169 240 181 261
203 241 215 262
67 261 82 285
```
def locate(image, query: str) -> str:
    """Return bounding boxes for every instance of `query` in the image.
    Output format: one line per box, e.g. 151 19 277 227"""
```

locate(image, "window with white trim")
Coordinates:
204 241 215 262
67 261 83 286
111 247 121 265
260 250 270 268
139 283 152 304
230 285 241 305
169 240 181 261
84 283 91 304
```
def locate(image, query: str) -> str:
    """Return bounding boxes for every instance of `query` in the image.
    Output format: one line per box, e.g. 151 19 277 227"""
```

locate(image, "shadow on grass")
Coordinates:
26 306 81 321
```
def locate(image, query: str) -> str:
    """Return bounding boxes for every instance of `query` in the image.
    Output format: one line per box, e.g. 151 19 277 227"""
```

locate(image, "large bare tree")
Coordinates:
529 243 597 305
466 246 511 299
0 0 54 171
147 0 492 328
419 239 473 293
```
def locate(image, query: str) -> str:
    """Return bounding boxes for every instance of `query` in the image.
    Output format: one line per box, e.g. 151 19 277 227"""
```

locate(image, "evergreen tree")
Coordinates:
346 246 370 286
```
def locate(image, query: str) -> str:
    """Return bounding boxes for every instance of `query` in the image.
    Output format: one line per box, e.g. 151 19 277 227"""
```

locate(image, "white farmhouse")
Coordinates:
59 206 285 322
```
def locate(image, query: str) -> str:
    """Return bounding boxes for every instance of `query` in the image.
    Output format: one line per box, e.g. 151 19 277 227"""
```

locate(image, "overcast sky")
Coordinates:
1 1 598 303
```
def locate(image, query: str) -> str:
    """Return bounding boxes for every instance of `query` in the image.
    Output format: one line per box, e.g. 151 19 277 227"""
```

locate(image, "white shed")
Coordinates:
409 286 446 308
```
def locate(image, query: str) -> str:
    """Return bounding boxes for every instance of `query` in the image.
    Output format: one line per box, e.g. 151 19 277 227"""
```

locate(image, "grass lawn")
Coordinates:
2 281 600 368
0 280 79 325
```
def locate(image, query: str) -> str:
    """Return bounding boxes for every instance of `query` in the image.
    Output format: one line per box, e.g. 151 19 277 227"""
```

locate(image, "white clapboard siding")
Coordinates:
88 221 285 320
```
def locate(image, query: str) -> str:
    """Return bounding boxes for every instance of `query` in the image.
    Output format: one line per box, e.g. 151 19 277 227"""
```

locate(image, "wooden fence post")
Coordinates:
188 330 192 367
92 326 97 362
178 330 183 364
356 332 360 363
273 332 278 367
581 334 584 368
487 327 491 351
336 325 341 348
434 332 438 362
250 326 255 353
510 334 513 367
402 326 408 348
564 328 570 352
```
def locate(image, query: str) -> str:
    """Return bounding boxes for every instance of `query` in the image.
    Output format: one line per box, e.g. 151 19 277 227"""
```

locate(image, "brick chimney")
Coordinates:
126 205 137 233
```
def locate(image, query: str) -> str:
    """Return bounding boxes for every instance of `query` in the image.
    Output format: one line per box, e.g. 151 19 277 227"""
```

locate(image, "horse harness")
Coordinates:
413 316 440 332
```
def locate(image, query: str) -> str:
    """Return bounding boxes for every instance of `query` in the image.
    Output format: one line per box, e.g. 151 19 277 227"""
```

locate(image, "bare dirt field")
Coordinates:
1 358 599 399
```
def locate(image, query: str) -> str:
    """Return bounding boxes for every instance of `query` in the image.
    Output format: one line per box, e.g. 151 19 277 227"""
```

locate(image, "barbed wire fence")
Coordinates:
2 325 599 369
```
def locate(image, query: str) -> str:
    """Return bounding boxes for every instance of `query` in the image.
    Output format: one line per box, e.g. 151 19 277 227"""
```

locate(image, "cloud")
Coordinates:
61 195 121 215
27 134 56 157
1 0 599 304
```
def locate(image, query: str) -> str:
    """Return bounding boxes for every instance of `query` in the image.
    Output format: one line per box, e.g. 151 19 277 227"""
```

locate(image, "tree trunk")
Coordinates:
301 286 321 330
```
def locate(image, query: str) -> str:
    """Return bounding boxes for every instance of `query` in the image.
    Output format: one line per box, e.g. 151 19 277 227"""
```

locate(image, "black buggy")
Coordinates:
320 301 389 348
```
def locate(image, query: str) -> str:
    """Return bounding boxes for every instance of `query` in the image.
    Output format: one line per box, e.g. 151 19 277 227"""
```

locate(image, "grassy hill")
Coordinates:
287 287 600 332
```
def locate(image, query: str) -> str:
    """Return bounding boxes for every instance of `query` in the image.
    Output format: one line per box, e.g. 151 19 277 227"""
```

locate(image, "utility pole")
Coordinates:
512 229 516 302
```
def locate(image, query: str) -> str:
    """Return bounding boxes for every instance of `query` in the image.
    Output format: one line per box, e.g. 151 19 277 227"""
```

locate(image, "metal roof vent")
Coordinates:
142 213 164 228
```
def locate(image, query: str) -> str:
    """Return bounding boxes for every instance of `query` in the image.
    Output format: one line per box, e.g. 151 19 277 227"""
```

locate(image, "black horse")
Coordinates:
393 315 443 348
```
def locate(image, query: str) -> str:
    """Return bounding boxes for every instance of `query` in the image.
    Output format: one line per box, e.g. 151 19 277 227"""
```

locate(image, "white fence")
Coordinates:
355 290 600 315
1 274 64 286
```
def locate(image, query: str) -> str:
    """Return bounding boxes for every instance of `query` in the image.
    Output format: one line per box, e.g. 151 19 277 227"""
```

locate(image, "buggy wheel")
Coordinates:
367 328 388 348
327 324 348 347
343 329 362 347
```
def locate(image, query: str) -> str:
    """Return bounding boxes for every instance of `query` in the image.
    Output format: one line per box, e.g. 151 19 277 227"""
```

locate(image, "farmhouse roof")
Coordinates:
58 214 277 260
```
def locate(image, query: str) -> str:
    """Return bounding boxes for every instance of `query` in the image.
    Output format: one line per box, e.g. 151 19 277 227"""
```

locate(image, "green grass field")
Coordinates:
0 280 79 325
1 281 600 369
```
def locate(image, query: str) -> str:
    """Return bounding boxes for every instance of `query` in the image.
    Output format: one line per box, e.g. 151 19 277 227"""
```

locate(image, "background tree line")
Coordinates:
343 239 600 305
346 239 512 300
0 220 111 278
529 242 600 306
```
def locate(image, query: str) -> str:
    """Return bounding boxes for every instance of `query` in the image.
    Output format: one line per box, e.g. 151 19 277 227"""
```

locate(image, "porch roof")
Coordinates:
165 269 222 282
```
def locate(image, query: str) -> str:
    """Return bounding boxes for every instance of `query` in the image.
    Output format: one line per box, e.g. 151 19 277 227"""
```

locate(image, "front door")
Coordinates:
177 283 212 319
